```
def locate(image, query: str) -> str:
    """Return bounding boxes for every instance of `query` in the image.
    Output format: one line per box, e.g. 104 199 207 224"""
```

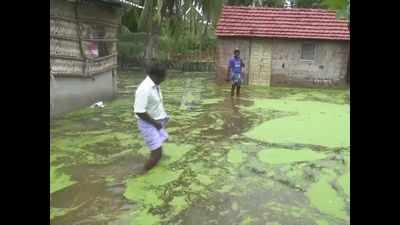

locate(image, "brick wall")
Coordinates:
216 38 250 84
216 37 349 88
271 39 349 88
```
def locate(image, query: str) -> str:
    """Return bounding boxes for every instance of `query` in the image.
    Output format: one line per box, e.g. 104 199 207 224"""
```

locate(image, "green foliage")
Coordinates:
294 0 322 8
121 7 141 33
118 32 147 59
320 0 347 10
226 0 253 6
159 31 216 58
118 27 216 61
119 0 225 60
119 0 349 62
321 0 349 19
226 0 285 7
201 0 224 26
138 0 155 32
263 0 286 7
294 0 349 19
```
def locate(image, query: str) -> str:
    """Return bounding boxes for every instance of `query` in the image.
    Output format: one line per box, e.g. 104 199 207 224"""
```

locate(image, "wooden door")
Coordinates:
248 39 272 86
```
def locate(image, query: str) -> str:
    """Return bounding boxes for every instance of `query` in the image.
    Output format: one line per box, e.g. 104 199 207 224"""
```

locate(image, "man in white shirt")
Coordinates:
134 63 169 171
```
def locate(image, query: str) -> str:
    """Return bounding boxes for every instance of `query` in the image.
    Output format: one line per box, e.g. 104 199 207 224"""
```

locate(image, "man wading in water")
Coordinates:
226 48 245 97
134 62 169 171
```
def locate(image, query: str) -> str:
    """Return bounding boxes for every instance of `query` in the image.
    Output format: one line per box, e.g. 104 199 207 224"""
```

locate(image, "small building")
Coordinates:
50 0 124 118
216 6 350 87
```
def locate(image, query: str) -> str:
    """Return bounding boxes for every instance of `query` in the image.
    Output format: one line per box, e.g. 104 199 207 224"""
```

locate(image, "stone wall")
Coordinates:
216 37 349 88
216 38 250 84
271 39 349 88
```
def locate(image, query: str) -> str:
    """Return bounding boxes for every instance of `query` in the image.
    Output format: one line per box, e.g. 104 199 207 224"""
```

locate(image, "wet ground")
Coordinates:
50 70 350 225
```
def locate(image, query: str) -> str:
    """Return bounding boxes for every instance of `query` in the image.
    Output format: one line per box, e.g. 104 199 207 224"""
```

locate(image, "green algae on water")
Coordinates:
257 148 326 164
51 131 134 165
246 114 349 147
64 129 113 136
189 162 205 172
306 175 348 220
265 222 281 225
50 166 76 194
232 201 239 211
133 167 182 186
217 184 234 193
124 167 183 206
338 155 350 197
243 100 349 148
189 183 205 192
124 181 163 207
138 143 192 162
170 196 189 214
131 209 161 225
197 174 214 186
263 201 284 213
50 207 70 220
337 171 350 197
50 201 86 220
161 143 193 165
105 176 116 184
51 72 350 225
50 207 78 220
316 219 330 225
241 216 257 225
227 148 247 164
244 98 348 114
202 98 223 105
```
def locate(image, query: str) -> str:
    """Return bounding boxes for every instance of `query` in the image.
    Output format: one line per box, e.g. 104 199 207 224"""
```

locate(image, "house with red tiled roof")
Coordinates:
216 6 350 87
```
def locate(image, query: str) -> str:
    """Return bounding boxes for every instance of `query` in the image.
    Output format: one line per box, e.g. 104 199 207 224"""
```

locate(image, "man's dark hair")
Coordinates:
234 48 240 54
146 61 167 77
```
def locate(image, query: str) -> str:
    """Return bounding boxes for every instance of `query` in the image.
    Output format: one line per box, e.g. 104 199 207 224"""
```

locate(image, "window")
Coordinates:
88 40 99 58
98 41 110 57
87 25 112 58
301 43 315 61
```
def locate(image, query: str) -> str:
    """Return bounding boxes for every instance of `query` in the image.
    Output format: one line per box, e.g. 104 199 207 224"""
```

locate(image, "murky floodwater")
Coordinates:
50 70 350 225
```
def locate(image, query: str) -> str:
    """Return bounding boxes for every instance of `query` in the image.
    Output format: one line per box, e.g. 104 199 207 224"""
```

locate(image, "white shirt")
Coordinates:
133 76 167 120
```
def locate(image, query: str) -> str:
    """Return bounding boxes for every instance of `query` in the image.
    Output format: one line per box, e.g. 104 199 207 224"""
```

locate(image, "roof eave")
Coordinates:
215 34 350 41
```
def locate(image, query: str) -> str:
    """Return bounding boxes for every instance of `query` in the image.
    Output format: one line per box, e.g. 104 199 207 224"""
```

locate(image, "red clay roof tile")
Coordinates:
216 6 349 41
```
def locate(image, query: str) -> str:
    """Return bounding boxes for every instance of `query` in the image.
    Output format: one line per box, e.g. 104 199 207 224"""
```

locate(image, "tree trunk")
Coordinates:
143 33 153 63
144 22 161 64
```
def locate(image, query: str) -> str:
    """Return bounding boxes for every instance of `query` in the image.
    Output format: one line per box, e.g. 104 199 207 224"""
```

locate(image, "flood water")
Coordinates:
50 70 350 225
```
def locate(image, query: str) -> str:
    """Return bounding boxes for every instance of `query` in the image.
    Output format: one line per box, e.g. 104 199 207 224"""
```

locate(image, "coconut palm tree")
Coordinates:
137 0 224 61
